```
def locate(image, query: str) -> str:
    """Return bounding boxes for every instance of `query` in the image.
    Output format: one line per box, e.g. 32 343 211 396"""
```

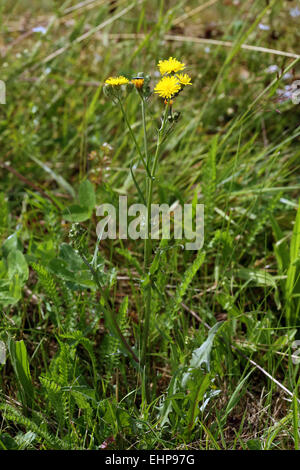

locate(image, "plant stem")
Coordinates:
118 97 151 179
141 98 149 165
141 103 169 372
142 98 150 274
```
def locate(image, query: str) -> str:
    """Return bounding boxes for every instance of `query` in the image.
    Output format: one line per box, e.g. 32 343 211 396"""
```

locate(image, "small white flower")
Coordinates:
276 85 294 101
32 26 47 35
290 7 300 18
259 23 270 31
266 65 280 74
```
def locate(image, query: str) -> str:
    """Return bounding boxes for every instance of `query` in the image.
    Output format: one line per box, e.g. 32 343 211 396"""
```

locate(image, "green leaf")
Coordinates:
270 214 290 273
8 339 34 410
222 368 254 425
0 433 18 450
48 261 94 289
79 179 95 211
0 278 22 306
7 250 29 282
234 268 277 288
62 204 91 222
101 303 139 366
59 243 85 271
62 180 95 222
2 233 20 257
286 200 300 324
182 322 223 387
170 250 206 315
186 373 211 433
247 439 262 450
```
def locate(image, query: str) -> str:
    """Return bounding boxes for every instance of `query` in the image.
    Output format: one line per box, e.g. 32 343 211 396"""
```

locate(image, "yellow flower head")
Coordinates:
154 75 181 99
157 57 185 75
105 76 129 86
176 73 192 86
131 78 144 89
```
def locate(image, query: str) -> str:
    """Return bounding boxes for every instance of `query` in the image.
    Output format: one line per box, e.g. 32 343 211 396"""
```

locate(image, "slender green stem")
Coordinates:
141 103 169 370
141 98 149 165
142 98 150 274
118 97 151 179
141 96 151 378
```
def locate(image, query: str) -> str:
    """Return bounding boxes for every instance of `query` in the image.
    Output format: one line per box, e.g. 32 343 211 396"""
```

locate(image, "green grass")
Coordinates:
0 0 300 450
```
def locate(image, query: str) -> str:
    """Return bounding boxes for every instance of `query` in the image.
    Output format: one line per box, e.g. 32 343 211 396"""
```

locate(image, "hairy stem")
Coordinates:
118 97 151 179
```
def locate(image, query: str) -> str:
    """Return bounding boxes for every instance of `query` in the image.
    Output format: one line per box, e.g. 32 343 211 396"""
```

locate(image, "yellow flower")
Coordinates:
105 76 129 86
157 57 185 75
131 78 144 89
154 75 181 99
176 73 192 86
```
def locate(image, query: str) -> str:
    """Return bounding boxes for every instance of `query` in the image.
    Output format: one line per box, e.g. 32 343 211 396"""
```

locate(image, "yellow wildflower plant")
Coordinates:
157 57 185 75
105 76 129 86
176 73 192 86
154 75 181 100
103 59 192 372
